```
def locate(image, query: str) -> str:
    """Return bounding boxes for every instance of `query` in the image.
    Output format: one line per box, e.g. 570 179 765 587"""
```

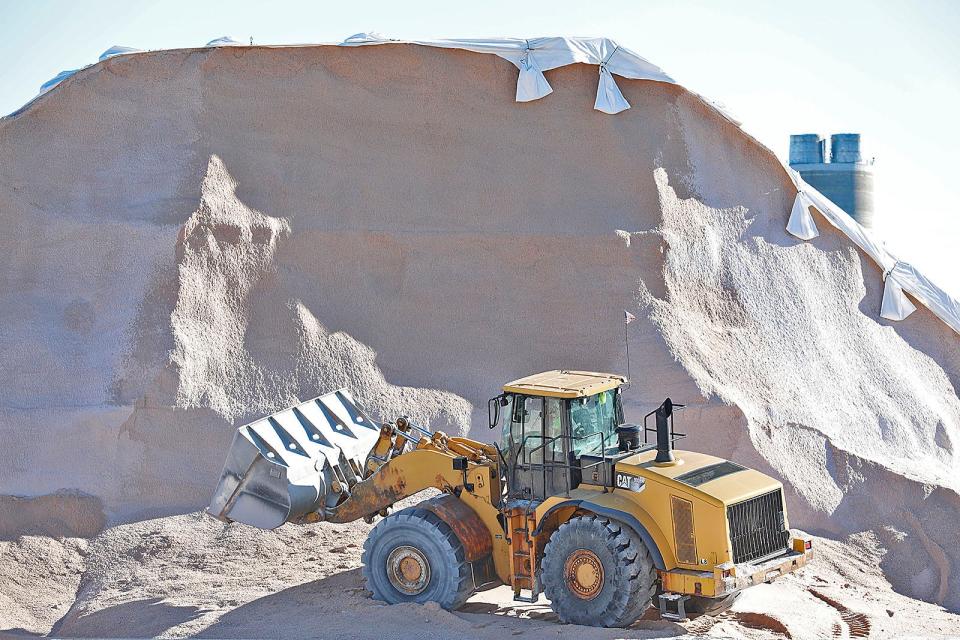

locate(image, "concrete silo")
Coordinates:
788 133 875 228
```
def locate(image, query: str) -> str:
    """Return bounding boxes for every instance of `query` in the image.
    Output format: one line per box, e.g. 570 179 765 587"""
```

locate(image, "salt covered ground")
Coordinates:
2 502 958 639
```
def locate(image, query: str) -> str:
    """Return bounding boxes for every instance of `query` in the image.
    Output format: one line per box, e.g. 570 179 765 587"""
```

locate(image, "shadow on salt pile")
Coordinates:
51 597 202 638
196 569 370 639
198 568 688 639
456 599 686 636
457 600 558 621
0 629 44 638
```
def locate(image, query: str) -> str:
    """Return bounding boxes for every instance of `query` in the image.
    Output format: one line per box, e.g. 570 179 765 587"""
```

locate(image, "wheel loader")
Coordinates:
207 370 812 626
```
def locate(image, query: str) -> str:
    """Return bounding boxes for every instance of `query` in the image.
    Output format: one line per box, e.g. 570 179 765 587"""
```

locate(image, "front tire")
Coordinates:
541 514 656 627
362 505 474 610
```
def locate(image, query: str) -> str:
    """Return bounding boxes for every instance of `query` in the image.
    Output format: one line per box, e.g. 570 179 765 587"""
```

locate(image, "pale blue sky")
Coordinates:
2 0 958 294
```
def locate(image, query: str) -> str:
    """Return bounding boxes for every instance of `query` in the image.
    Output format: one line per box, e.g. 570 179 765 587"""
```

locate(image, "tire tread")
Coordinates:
541 514 656 627
361 502 474 610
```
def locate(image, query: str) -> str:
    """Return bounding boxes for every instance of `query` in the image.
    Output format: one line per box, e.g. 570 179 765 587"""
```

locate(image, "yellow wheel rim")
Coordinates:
564 549 604 600
387 545 431 595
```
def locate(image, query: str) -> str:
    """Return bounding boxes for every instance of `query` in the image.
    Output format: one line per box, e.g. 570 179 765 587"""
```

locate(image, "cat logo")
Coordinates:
616 472 645 493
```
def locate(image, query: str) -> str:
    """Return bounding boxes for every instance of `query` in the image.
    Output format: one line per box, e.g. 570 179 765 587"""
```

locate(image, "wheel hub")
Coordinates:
564 549 604 600
387 545 431 595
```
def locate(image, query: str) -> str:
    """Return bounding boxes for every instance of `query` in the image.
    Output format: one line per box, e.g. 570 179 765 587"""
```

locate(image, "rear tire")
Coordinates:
362 505 474 610
541 514 656 627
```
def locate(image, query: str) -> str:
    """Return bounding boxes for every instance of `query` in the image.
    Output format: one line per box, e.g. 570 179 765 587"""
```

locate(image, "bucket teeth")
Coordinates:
207 389 381 529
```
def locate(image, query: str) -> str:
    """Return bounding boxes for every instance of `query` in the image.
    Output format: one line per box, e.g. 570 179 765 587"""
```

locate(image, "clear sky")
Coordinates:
2 0 958 295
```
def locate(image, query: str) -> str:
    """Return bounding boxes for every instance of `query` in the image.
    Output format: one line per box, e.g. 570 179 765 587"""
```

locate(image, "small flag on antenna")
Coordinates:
624 310 636 324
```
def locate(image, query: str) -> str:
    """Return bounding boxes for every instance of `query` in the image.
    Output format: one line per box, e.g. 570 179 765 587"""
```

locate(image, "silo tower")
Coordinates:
788 133 875 228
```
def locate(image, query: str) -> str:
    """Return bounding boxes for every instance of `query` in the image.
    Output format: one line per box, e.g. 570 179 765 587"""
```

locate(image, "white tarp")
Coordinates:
205 36 244 47
32 40 222 103
786 190 818 241
784 169 960 334
99 45 141 61
34 46 140 102
881 274 917 321
39 69 80 95
340 34 674 114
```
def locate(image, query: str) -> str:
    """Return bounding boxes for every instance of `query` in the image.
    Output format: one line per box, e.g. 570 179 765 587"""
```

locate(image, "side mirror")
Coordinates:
488 394 511 429
488 396 501 429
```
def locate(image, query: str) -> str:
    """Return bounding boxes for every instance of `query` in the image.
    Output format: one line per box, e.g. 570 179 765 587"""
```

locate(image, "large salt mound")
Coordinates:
0 43 957 611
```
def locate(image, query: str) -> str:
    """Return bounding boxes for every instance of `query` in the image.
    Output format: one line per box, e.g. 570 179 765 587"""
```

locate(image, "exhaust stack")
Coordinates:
654 398 675 463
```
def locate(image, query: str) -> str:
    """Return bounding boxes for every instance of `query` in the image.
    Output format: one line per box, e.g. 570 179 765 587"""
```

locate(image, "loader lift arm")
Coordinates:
325 424 509 589
325 440 498 524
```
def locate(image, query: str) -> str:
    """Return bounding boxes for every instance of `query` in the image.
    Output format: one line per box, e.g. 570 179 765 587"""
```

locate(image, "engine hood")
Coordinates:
616 449 782 507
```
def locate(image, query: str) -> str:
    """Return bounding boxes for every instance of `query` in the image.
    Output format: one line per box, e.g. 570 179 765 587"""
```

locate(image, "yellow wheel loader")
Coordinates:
208 371 812 626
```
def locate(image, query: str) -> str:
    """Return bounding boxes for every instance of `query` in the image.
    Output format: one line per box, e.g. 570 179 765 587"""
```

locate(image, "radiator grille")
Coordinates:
727 489 789 564
671 495 698 564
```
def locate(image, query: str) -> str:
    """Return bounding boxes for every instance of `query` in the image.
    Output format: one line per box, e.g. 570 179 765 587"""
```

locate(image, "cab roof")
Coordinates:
502 370 626 399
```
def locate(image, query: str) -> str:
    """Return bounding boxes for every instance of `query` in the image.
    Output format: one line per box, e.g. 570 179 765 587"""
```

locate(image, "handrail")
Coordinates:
507 429 621 499
642 406 687 447
514 429 612 469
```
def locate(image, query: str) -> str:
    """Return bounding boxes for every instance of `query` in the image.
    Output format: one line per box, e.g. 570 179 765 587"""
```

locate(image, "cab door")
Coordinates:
502 394 571 501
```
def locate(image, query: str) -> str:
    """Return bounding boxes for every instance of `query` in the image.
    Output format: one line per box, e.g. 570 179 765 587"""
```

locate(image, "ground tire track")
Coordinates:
809 588 871 638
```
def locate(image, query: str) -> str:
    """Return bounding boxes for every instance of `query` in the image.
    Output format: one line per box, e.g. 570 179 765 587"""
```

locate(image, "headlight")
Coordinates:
615 472 645 493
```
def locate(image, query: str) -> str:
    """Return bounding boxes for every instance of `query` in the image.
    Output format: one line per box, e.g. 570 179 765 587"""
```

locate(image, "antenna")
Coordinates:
623 310 635 387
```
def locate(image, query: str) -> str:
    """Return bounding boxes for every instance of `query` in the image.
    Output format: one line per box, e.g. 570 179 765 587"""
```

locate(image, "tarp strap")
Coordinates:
882 261 898 281
599 45 621 73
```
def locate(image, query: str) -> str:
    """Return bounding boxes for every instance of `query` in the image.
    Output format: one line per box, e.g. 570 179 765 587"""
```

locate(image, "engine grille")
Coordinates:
727 489 789 564
671 495 698 564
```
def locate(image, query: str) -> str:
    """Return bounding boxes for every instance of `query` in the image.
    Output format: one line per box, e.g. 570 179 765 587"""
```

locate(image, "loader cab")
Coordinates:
488 370 627 501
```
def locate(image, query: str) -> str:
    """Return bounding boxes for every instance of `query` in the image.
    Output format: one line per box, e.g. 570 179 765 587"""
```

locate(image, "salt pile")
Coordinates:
0 41 957 636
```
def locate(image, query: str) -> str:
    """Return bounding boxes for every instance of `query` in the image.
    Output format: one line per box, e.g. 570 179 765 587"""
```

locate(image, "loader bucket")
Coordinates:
207 389 381 529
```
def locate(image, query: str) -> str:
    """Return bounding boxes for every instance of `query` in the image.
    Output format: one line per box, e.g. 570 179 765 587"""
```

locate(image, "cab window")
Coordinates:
502 394 570 463
508 395 543 462
570 390 619 456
